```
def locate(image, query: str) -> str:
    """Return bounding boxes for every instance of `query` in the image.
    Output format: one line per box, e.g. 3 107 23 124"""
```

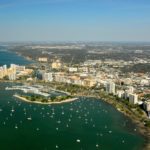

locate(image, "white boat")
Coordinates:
96 144 99 147
27 117 32 120
36 128 40 131
11 108 15 112
15 125 18 129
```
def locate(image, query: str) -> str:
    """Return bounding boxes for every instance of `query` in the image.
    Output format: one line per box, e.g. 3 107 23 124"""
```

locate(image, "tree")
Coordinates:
3 75 9 80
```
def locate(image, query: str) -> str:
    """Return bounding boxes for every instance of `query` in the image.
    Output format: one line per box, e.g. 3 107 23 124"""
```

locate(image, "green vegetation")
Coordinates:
144 94 150 99
145 120 150 127
51 95 73 102
18 75 29 80
21 94 73 103
3 75 9 80
122 63 150 73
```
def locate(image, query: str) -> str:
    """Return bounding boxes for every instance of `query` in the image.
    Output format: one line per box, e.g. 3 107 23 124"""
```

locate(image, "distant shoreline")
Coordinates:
13 94 78 105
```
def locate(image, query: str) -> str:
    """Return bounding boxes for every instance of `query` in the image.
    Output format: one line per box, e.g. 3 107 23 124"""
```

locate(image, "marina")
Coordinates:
0 82 145 150
5 85 70 97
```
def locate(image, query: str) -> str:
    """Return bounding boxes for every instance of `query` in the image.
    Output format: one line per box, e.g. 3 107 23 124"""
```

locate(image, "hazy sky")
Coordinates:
0 0 150 42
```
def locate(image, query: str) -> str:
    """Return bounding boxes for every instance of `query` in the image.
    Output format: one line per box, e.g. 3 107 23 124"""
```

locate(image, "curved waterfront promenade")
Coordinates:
13 94 78 105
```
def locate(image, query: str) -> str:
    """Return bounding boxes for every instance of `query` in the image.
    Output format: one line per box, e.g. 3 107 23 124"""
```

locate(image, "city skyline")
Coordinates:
0 0 150 42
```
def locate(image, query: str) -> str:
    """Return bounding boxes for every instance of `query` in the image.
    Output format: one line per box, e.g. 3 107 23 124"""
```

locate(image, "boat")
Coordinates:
27 117 32 120
15 125 18 129
11 108 15 112
36 128 40 131
96 144 99 147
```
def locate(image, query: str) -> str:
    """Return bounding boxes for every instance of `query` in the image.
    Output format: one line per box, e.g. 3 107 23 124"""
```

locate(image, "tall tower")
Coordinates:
106 82 116 95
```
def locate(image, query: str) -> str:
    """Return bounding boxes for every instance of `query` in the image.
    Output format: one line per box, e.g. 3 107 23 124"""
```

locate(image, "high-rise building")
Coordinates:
106 82 115 95
8 73 16 80
143 100 150 112
116 90 124 98
38 57 48 62
0 65 7 79
129 93 138 104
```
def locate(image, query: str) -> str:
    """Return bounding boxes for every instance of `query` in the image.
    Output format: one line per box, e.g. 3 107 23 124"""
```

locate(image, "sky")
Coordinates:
0 0 150 42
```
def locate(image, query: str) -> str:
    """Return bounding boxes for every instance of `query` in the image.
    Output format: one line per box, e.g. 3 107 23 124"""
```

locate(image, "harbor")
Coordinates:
0 82 145 150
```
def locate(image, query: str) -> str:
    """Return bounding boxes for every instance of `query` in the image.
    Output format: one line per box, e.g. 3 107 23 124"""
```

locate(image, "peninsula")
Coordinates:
13 94 78 105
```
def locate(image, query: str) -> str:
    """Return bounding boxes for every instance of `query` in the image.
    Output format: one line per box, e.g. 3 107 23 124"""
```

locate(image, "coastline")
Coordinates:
15 52 34 62
2 81 149 149
77 94 150 150
1 80 150 150
104 98 150 150
13 94 78 105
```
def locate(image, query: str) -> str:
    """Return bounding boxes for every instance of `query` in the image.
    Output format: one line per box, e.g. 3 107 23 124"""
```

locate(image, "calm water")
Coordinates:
0 48 145 150
0 49 31 66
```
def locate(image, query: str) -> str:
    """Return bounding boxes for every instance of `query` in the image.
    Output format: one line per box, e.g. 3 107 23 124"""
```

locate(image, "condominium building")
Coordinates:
129 93 138 104
106 82 116 95
143 100 150 111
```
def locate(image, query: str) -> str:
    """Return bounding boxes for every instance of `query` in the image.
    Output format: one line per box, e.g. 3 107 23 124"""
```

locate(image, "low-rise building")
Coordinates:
52 60 62 69
82 78 96 87
69 67 78 72
38 57 48 62
43 72 53 82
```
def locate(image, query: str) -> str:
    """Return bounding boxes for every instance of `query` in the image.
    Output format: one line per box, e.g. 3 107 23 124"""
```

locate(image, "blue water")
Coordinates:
0 49 31 66
0 47 145 150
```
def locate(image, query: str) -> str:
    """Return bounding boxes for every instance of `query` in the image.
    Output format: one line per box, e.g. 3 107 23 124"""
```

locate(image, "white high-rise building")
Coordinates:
143 100 150 111
3 65 7 70
8 73 16 80
129 93 138 104
116 90 124 98
10 64 16 69
106 82 116 95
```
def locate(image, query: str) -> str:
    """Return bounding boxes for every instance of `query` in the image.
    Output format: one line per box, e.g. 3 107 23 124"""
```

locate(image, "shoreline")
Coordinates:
13 94 78 105
1 81 150 149
14 92 150 149
77 94 150 150
15 52 34 62
1 82 150 149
